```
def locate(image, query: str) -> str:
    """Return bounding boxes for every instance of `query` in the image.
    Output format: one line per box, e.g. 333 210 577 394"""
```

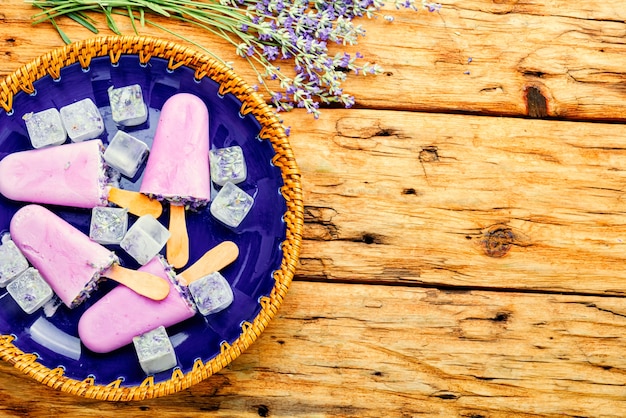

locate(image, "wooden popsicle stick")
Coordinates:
167 204 189 269
177 241 239 286
107 187 163 218
102 264 170 301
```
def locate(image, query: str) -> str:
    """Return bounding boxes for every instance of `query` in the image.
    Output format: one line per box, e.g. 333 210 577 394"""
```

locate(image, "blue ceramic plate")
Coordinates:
0 54 286 387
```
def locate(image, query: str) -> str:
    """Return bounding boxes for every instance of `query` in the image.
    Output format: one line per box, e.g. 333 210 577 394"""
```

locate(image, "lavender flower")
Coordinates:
31 0 442 118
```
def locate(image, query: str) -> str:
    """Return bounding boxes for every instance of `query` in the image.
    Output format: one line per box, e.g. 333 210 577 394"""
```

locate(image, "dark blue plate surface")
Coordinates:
0 55 285 387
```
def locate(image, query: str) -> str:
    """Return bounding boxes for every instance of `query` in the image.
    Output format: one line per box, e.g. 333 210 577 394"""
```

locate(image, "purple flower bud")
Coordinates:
263 45 279 61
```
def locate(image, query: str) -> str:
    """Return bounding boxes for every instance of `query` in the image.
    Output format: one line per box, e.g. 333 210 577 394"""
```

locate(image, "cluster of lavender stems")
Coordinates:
221 0 441 118
30 0 442 119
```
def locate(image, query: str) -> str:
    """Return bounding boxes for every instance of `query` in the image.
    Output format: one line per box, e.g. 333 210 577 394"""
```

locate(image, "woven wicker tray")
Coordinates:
0 35 303 400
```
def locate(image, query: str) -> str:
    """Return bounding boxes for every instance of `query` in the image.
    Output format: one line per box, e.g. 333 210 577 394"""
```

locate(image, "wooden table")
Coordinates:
2 1 626 416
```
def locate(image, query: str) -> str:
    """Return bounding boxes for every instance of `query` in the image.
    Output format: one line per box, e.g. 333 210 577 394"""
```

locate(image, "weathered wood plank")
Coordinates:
1 281 626 417
279 108 626 295
3 2 626 120
2 1 625 417
340 1 626 119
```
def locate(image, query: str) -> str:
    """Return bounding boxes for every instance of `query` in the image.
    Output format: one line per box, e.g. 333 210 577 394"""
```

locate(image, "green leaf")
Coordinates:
67 12 99 34
103 5 121 35
49 17 71 44
133 1 171 17
127 6 138 34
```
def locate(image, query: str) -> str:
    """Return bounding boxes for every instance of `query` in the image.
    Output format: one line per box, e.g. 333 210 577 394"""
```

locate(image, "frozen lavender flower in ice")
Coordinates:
108 84 148 126
104 131 149 178
133 326 177 375
188 271 234 316
23 108 67 148
60 98 104 142
90 207 129 245
210 146 247 186
0 234 29 287
120 215 170 265
7 268 54 314
210 182 254 228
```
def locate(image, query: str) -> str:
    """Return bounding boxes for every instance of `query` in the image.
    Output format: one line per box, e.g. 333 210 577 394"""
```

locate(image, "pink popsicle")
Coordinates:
10 204 116 307
10 205 170 308
78 256 196 353
78 241 239 353
0 140 162 217
140 93 211 268
140 93 211 207
0 140 108 208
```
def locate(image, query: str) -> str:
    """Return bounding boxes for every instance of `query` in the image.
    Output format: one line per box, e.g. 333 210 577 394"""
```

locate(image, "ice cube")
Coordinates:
89 207 129 245
133 325 177 375
22 108 67 148
210 145 247 186
108 84 148 127
120 215 171 265
210 182 254 228
7 268 54 314
60 98 104 142
188 271 234 316
104 131 149 177
0 234 29 287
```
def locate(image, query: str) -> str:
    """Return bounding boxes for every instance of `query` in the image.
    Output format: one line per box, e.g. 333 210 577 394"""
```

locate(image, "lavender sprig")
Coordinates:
28 0 442 118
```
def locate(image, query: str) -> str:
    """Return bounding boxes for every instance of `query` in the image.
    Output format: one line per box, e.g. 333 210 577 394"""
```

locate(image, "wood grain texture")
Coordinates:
2 1 626 416
283 108 626 295
1 282 626 417
3 2 626 119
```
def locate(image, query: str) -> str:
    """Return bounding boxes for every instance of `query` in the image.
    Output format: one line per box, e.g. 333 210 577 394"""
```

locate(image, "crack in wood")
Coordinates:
304 206 339 240
334 232 387 245
523 70 546 78
479 85 504 94
462 311 512 323
566 301 626 319
430 390 461 400
335 117 402 140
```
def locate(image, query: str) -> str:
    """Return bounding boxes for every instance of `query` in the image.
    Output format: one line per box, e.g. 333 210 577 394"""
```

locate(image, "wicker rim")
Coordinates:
0 35 303 401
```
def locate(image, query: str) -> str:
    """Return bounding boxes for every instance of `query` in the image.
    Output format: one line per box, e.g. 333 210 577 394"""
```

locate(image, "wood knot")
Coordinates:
492 311 511 322
480 226 515 258
419 146 439 163
257 405 270 417
525 85 548 118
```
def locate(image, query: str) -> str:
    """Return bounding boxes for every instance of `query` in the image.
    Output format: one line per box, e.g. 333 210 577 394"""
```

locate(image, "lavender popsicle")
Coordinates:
0 140 108 208
78 256 195 353
10 205 170 308
0 140 161 218
78 241 239 353
140 93 211 268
